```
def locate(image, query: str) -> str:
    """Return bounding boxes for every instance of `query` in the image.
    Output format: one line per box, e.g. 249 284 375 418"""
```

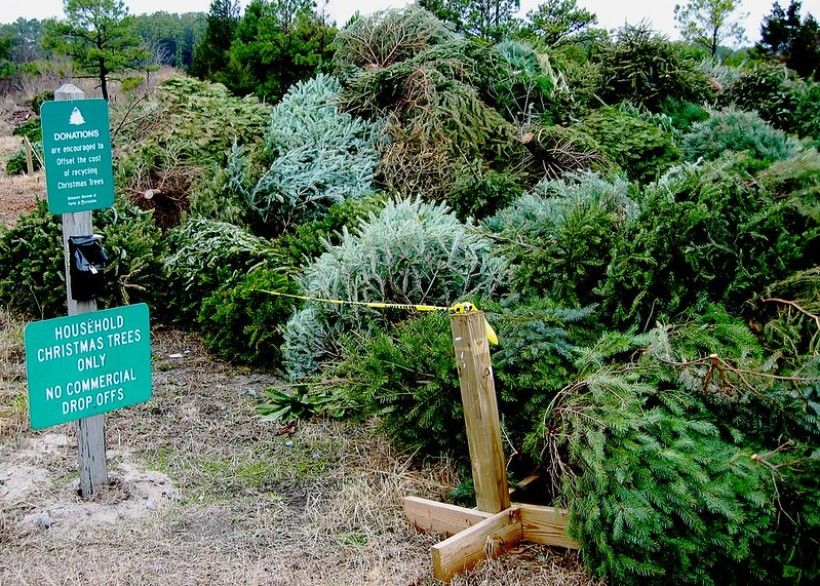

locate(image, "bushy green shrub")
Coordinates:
282 198 508 377
761 445 820 583
445 168 523 220
115 77 269 166
113 77 270 231
332 311 463 456
281 306 332 380
486 172 637 304
96 204 167 309
230 74 383 234
658 97 709 131
547 49 605 118
12 115 41 143
596 24 710 110
162 218 274 322
699 58 743 88
757 148 820 217
513 320 801 584
187 142 255 227
342 39 525 201
0 200 163 318
556 359 773 584
328 298 596 462
489 298 599 448
758 267 820 360
792 81 820 144
197 268 300 365
717 64 816 137
0 200 63 316
270 193 387 269
682 108 801 164
721 65 793 120
333 5 456 70
28 90 54 113
576 106 680 183
299 198 506 306
5 143 42 175
649 304 818 451
602 155 818 326
485 40 566 125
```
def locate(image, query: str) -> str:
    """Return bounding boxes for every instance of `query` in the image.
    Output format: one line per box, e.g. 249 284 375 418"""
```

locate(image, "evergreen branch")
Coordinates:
762 297 820 331
661 353 820 383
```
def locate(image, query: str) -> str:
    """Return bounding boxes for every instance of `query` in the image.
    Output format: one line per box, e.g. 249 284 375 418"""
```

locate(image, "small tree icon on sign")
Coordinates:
69 107 85 126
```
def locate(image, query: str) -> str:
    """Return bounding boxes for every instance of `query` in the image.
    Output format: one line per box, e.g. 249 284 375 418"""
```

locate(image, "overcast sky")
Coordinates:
2 0 818 43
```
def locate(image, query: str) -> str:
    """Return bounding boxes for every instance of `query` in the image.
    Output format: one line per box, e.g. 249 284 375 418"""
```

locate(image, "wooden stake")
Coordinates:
24 137 34 176
56 83 109 498
450 311 510 514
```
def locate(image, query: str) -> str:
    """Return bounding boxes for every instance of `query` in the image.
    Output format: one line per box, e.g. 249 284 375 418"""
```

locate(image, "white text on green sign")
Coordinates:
40 99 114 214
25 304 152 429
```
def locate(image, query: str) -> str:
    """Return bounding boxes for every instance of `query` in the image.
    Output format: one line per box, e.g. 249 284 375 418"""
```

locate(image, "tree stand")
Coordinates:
403 310 579 582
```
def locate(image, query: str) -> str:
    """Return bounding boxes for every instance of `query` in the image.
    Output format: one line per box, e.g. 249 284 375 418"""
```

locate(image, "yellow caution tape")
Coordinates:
262 291 498 345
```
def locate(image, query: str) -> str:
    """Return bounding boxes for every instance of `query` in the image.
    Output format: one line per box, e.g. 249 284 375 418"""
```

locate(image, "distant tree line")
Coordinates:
131 12 207 68
0 5 206 78
1 0 816 99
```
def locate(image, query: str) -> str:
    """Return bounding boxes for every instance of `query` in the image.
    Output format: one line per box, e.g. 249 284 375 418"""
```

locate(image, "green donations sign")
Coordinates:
25 304 152 429
40 98 114 214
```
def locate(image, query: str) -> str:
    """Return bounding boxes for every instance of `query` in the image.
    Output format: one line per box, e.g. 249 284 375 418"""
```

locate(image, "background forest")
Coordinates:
1 1 818 584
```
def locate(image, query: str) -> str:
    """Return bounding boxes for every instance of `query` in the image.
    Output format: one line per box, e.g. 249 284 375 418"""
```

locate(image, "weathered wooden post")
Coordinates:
55 83 109 497
450 310 510 514
403 307 578 582
24 137 34 176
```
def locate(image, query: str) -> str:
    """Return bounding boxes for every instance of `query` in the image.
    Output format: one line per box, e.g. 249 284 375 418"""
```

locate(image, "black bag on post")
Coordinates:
68 235 108 301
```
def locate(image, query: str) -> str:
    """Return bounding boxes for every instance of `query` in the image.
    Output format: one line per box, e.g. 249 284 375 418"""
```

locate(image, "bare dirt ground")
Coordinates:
0 309 595 586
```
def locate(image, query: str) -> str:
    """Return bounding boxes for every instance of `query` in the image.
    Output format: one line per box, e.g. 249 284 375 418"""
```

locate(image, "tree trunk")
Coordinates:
99 57 108 102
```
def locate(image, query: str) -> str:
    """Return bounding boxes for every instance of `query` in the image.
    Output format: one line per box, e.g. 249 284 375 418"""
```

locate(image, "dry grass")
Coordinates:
0 134 20 156
0 315 597 585
0 172 43 226
0 121 42 225
0 308 28 440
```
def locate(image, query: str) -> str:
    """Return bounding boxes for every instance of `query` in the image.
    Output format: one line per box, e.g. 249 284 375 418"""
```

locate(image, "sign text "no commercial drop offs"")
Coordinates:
25 304 152 429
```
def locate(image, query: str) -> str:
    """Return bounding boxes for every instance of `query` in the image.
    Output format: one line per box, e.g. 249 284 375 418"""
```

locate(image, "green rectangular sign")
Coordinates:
25 304 152 430
40 98 114 214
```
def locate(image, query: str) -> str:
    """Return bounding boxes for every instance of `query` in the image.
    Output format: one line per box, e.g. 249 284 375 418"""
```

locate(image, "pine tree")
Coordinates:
189 0 240 79
674 0 747 56
43 0 149 101
524 0 599 48
758 0 820 78
419 0 521 40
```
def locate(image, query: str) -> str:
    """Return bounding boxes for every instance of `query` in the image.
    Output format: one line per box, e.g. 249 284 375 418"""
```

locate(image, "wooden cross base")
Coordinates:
404 496 579 582
405 311 580 582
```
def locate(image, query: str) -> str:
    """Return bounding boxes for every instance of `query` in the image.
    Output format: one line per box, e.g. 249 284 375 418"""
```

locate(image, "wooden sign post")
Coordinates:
56 84 108 497
403 310 579 582
26 86 151 499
